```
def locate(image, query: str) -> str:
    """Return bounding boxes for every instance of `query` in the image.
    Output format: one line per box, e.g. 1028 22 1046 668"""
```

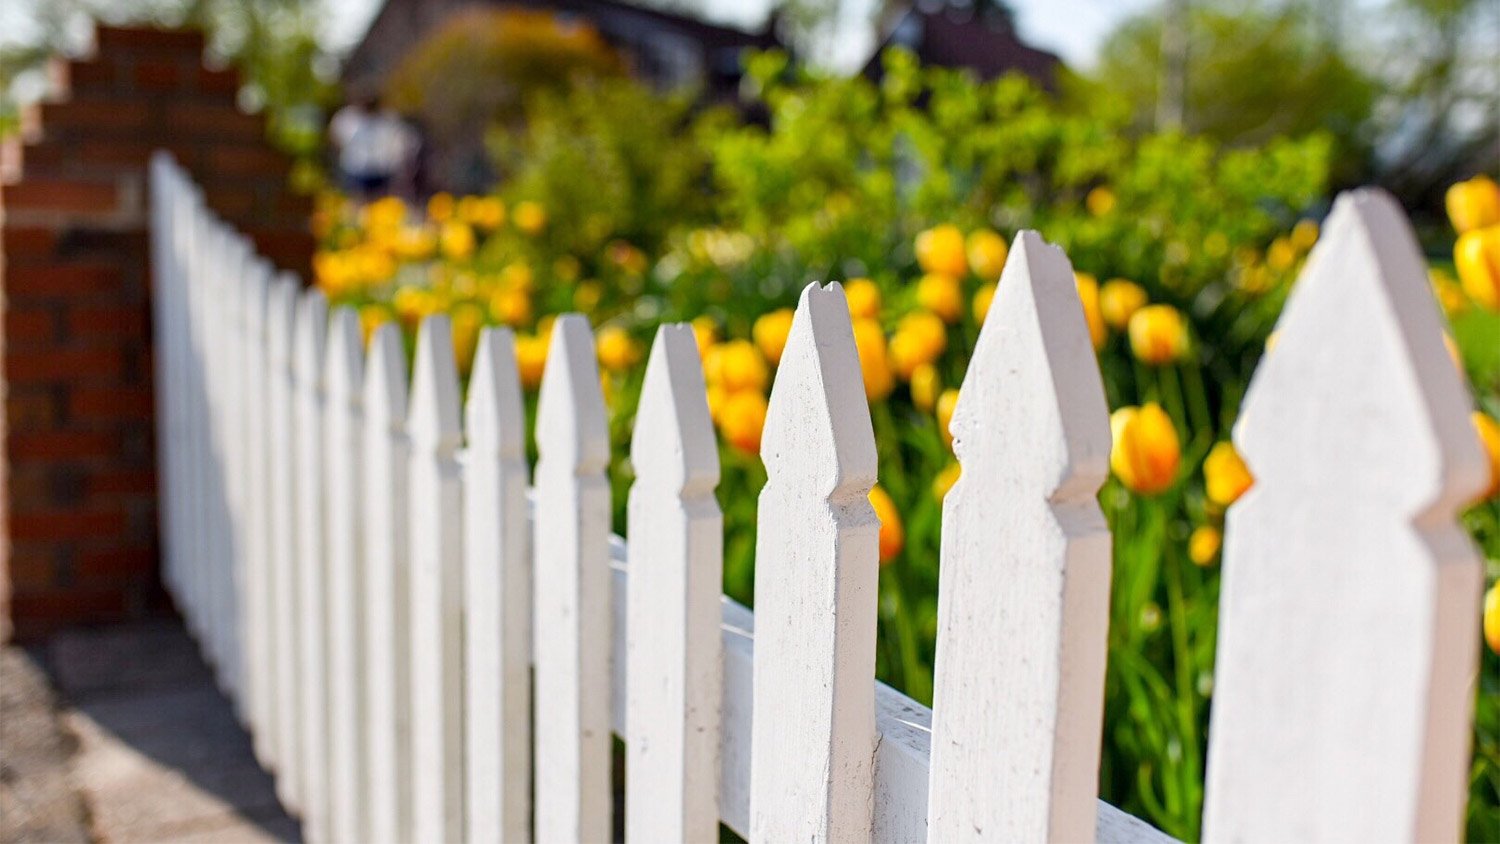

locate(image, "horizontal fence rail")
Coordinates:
148 153 1486 843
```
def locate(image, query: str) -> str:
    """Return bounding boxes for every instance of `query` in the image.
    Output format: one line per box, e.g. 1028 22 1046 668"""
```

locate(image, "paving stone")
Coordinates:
47 620 209 697
0 647 91 844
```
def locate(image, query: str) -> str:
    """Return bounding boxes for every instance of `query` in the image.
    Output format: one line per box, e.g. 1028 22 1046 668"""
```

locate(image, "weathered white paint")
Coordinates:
265 274 303 813
462 327 532 844
322 308 366 844
293 288 330 842
362 323 412 844
533 314 613 844
750 282 880 844
927 232 1113 843
408 316 466 844
1203 189 1488 843
625 324 723 844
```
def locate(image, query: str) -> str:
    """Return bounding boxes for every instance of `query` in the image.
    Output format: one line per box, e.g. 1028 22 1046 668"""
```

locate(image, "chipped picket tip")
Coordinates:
408 315 466 844
1204 188 1487 843
750 282 880 844
927 231 1113 844
362 322 414 844
533 314 613 844
626 324 723 844
463 327 532 844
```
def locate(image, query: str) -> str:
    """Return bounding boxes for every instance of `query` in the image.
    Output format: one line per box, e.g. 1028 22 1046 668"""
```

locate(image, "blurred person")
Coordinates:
329 95 416 201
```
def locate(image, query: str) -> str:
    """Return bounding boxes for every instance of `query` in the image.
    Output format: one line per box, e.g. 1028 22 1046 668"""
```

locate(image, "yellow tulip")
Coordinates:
887 310 948 383
514 333 548 390
1204 441 1254 507
573 281 602 312
1455 226 1500 310
1445 175 1500 234
596 325 639 373
1290 218 1320 252
851 317 894 401
719 390 768 455
753 308 795 366
1075 273 1106 349
869 485 904 563
1474 411 1500 501
1431 269 1468 316
691 316 718 356
844 278 882 319
470 196 505 230
514 200 547 235
706 340 768 394
440 221 476 260
427 192 455 222
910 363 940 412
936 388 959 447
932 462 961 502
1484 585 1499 656
1266 237 1296 272
1188 525 1222 566
966 228 1008 282
358 304 388 346
917 272 964 323
972 283 997 323
1099 278 1147 330
1128 304 1187 365
1110 403 1181 495
1086 185 1117 217
393 286 437 328
365 195 406 230
915 224 967 277
451 305 484 377
489 289 531 326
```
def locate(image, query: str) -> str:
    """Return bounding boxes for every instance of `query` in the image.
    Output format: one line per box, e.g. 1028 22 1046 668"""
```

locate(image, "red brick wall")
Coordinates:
0 26 314 640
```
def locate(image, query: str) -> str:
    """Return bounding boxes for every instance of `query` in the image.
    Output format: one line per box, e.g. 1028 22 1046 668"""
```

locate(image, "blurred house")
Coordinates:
864 0 1061 88
342 0 781 105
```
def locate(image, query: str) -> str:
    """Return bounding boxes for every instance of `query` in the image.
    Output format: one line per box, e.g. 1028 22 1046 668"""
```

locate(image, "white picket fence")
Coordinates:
147 152 1489 844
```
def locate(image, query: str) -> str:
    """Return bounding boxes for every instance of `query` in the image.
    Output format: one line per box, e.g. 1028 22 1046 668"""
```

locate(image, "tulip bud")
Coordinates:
1110 403 1181 495
1445 175 1500 235
1128 304 1188 365
1455 226 1500 310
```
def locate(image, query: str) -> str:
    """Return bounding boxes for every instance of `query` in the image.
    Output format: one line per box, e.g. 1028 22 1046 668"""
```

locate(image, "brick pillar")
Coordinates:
0 26 315 640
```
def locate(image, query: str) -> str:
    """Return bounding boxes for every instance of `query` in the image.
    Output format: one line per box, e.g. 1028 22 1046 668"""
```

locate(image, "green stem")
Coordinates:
1164 540 1203 840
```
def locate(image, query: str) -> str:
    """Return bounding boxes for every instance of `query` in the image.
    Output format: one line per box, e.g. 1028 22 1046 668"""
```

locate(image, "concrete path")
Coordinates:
2 621 300 843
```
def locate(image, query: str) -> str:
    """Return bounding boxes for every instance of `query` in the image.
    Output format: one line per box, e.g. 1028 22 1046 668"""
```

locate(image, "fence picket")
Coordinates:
533 314 613 844
1202 189 1488 842
408 315 466 844
462 327 533 844
323 308 366 844
625 323 723 844
927 232 1113 843
750 282 880 843
363 323 413 844
294 288 331 841
241 258 277 765
266 273 302 811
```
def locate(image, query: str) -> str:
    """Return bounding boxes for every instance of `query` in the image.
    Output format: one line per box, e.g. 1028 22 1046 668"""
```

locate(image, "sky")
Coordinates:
321 0 1157 71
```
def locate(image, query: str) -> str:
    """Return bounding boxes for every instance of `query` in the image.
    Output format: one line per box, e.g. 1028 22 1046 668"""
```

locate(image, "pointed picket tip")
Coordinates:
1235 188 1487 516
631 323 719 499
535 314 610 474
409 314 463 451
324 308 365 408
761 281 878 503
363 322 409 432
953 231 1111 502
465 326 526 460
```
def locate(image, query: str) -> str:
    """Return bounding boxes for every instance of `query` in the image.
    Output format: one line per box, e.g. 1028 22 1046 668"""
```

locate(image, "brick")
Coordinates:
96 27 205 54
0 178 119 214
8 588 129 632
9 430 119 460
39 99 151 134
133 60 182 90
7 264 122 300
7 348 124 384
10 508 126 542
207 146 290 178
65 59 117 93
77 545 157 582
86 467 156 497
7 547 59 591
164 103 264 142
5 306 61 345
2 226 59 261
195 67 240 97
202 186 257 219
69 386 155 420
66 304 148 340
72 139 156 170
7 391 59 430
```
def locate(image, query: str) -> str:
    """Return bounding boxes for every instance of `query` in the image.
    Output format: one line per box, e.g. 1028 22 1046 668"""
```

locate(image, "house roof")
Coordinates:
863 3 1061 86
